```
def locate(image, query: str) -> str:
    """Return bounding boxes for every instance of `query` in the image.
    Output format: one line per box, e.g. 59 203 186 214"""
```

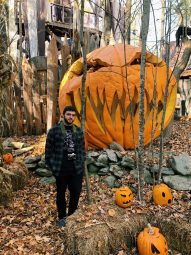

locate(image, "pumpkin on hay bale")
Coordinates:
59 44 177 149
63 199 191 255
137 224 168 255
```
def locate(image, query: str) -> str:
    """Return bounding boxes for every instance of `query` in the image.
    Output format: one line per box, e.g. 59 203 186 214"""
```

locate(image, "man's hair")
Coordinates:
63 105 76 115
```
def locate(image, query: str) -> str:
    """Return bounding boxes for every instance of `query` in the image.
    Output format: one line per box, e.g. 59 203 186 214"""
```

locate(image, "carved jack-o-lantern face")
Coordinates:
115 187 133 208
59 44 177 149
137 226 168 255
153 183 173 206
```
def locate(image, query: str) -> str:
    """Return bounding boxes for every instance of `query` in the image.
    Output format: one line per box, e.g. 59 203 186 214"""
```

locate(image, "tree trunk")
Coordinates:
137 0 151 200
160 0 165 58
80 0 92 205
158 1 172 182
125 0 132 44
103 0 112 45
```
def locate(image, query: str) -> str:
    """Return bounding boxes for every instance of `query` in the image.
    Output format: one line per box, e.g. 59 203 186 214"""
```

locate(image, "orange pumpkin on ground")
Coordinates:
115 187 133 208
137 225 168 255
3 153 14 164
153 183 173 206
59 44 177 149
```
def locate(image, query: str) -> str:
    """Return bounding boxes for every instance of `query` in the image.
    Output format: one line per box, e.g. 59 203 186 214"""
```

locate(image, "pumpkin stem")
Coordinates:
147 223 154 235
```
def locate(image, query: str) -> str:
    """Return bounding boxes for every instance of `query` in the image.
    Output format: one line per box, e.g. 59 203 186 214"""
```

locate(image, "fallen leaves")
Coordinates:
0 118 190 255
108 208 116 217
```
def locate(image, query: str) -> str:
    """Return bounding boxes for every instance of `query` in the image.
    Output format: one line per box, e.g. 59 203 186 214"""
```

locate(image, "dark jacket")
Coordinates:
45 122 86 176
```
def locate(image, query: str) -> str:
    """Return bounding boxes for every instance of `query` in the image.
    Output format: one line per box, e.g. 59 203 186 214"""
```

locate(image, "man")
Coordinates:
45 106 86 227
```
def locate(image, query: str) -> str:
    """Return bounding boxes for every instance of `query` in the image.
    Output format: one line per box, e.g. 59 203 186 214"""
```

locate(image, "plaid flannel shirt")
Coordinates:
45 122 86 176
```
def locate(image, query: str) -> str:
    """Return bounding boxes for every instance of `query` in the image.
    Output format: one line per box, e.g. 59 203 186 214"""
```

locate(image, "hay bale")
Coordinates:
157 219 191 254
64 200 191 255
0 162 29 205
64 202 148 255
6 161 28 190
0 167 13 205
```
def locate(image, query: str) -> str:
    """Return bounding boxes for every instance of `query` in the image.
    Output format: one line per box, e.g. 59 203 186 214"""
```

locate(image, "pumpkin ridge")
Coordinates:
113 45 126 100
59 44 177 149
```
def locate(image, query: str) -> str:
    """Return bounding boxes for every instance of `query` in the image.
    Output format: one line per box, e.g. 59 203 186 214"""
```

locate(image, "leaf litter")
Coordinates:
0 118 190 255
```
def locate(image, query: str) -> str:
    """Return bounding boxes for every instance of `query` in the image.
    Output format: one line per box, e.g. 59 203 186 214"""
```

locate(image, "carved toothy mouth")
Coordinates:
123 201 131 204
59 44 177 149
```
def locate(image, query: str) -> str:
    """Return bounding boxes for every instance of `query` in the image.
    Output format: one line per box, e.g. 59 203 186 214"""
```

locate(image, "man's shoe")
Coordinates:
58 218 66 228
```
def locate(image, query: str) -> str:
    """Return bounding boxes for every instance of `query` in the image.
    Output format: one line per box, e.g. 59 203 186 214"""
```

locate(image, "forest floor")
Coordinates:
0 118 191 255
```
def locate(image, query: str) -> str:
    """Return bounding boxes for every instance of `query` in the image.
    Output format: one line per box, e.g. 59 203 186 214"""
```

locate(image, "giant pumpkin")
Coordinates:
59 44 177 149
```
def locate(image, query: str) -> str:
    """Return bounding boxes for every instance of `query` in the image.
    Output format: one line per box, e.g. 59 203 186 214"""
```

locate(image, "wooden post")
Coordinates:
61 34 70 78
41 94 47 132
32 63 42 135
22 57 33 135
14 74 24 136
84 29 90 53
6 86 14 136
72 1 81 63
47 37 58 132
26 0 38 57
22 0 30 57
30 56 47 132
37 0 46 56
8 0 18 61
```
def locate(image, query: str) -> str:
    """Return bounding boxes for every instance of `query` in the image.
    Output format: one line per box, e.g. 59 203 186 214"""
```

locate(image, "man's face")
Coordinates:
64 111 76 124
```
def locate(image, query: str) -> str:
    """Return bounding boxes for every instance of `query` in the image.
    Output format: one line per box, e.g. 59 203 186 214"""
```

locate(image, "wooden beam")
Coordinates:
26 0 38 57
8 0 18 61
61 34 70 77
46 21 72 29
30 56 47 71
22 0 30 57
22 57 33 135
32 63 42 135
13 74 24 136
37 0 46 56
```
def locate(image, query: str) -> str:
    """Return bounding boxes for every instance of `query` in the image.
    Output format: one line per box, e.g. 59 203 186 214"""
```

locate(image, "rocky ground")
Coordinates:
0 118 191 255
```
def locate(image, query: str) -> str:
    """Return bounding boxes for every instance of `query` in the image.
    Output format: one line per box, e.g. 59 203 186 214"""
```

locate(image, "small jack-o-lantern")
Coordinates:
137 224 168 255
115 187 133 208
3 153 13 164
153 183 172 206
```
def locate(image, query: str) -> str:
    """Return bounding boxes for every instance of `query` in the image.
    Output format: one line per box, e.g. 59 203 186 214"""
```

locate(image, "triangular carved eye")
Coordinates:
151 244 160 254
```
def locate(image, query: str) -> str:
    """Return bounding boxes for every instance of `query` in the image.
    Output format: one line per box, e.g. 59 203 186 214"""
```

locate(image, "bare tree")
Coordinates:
137 0 151 200
125 0 132 44
160 0 165 57
80 0 92 204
